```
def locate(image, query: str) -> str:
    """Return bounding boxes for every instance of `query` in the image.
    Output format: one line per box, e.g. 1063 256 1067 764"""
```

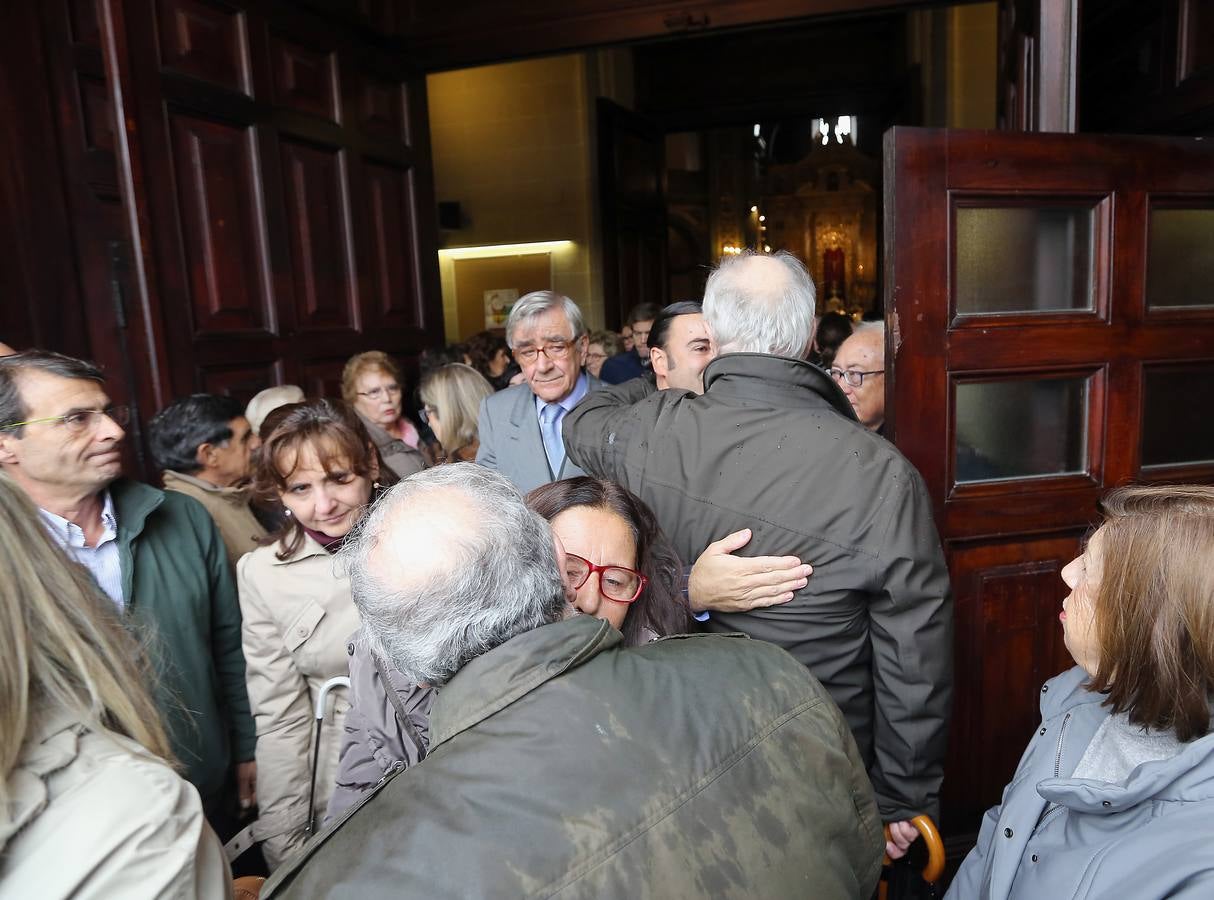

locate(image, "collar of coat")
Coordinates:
701 352 857 422
0 713 87 852
428 615 621 749
162 469 253 507
107 477 164 543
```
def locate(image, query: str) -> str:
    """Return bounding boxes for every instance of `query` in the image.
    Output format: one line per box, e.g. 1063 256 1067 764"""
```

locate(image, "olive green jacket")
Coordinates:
112 478 256 801
265 616 883 899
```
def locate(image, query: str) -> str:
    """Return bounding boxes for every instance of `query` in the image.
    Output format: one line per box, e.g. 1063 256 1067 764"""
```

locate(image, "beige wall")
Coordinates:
428 55 601 342
909 2 997 129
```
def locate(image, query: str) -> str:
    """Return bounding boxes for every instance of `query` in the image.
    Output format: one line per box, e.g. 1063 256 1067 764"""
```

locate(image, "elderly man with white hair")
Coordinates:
564 251 953 859
262 463 884 899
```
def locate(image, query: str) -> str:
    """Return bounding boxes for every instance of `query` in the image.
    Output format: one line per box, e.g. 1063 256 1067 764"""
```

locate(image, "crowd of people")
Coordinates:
1 250 1212 899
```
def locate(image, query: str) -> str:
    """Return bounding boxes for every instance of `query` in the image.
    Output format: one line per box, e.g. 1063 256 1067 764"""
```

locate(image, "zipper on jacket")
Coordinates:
1053 712 1073 777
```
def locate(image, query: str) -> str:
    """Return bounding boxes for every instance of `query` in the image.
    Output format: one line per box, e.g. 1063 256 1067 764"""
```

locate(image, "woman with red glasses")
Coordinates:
326 477 691 820
526 477 691 645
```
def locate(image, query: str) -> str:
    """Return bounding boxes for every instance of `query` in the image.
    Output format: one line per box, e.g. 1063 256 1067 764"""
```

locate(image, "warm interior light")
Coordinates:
758 215 766 222
438 240 574 259
750 206 758 213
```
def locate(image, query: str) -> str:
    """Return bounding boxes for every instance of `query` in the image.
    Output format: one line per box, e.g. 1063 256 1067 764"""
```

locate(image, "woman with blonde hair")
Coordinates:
0 473 230 896
418 363 494 463
947 484 1214 899
341 350 426 479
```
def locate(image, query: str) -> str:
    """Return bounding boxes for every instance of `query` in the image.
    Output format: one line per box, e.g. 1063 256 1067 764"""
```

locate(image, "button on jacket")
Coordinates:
946 666 1214 900
263 616 885 899
563 353 953 823
237 535 360 869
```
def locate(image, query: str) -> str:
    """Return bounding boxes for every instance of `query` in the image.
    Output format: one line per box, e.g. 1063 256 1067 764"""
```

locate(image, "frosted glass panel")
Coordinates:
955 377 1089 483
1146 209 1214 308
955 207 1094 315
1141 366 1214 467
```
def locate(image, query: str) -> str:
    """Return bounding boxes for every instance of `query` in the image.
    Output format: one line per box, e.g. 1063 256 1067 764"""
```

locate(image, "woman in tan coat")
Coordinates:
0 473 230 897
237 399 391 869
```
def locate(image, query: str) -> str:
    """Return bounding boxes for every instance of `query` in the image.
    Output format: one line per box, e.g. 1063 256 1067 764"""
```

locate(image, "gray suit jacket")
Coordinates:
476 375 603 493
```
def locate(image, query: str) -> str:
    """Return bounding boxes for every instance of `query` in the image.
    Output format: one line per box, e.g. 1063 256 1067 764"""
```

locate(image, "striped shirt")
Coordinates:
39 491 124 609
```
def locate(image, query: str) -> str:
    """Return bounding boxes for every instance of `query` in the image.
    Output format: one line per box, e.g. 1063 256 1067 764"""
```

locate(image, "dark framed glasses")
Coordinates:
564 553 647 603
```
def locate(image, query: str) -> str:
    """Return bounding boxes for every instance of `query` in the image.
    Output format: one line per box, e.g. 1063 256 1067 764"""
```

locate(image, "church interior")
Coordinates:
2 0 1213 881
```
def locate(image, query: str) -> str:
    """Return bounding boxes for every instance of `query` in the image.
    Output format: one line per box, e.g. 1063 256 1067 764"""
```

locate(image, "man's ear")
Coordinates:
195 442 216 472
650 347 669 380
0 430 20 466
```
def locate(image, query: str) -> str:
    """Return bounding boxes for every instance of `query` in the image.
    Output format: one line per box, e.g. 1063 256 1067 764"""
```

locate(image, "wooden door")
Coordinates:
597 98 667 327
884 127 1214 848
102 0 442 407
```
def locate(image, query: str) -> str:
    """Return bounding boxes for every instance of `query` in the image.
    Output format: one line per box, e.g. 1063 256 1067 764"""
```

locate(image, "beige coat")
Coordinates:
237 536 359 869
163 469 267 570
0 712 232 898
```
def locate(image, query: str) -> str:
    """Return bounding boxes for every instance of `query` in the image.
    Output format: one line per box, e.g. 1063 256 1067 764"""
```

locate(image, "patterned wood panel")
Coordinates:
157 0 250 94
279 138 358 331
270 33 338 121
356 71 407 142
199 358 284 404
78 73 114 152
169 113 273 334
361 160 420 328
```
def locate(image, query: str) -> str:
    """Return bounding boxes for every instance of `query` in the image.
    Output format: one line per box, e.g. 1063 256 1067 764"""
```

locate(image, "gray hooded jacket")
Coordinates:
947 666 1214 899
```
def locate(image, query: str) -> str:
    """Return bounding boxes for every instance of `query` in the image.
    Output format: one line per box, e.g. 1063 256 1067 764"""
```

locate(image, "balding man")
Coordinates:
263 464 884 899
565 251 952 853
830 322 886 434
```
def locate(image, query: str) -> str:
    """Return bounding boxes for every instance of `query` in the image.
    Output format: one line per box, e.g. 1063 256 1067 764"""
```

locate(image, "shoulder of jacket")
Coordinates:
485 382 532 411
1040 666 1097 718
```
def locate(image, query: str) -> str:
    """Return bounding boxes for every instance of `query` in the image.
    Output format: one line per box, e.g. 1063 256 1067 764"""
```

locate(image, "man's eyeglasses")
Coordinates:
564 553 648 603
357 384 401 401
3 404 131 434
514 340 574 365
828 367 885 388
418 405 438 425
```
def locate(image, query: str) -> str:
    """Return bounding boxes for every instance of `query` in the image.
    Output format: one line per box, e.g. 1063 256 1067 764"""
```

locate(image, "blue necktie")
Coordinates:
539 403 566 476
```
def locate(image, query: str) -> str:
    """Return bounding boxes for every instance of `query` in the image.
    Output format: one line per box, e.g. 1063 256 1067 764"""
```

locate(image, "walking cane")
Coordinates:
306 676 350 836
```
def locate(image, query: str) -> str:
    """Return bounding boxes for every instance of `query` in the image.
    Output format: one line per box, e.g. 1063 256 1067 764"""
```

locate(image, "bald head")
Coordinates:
341 464 569 685
831 324 886 432
703 251 816 358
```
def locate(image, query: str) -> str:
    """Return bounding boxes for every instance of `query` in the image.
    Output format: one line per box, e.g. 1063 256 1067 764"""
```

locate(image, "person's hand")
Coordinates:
688 529 811 613
236 760 257 811
885 820 920 860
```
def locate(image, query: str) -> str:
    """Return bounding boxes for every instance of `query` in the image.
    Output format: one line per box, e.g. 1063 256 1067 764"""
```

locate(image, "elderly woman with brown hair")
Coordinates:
946 484 1214 900
341 351 426 479
418 363 494 463
237 399 395 869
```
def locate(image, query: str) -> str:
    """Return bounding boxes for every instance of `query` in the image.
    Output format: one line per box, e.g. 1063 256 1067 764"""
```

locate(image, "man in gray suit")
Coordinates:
476 291 603 492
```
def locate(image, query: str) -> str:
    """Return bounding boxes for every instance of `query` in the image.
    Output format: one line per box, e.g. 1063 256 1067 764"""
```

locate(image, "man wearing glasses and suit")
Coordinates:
475 291 603 493
0 350 257 841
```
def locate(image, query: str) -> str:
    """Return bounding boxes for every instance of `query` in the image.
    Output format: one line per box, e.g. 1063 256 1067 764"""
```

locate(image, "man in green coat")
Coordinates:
0 350 257 826
265 464 883 899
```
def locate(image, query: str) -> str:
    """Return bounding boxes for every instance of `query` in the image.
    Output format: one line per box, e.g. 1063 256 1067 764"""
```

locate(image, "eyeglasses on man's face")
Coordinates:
514 340 575 365
563 553 648 603
357 384 402 401
828 367 885 388
3 404 131 435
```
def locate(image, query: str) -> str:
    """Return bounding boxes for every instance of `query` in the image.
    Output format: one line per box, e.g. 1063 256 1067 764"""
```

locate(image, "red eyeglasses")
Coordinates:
563 553 648 603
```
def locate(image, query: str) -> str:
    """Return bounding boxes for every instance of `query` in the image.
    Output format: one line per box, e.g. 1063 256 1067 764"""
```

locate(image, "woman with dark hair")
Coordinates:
326 477 692 820
946 484 1214 899
810 310 854 368
527 477 691 645
237 399 395 869
463 329 518 391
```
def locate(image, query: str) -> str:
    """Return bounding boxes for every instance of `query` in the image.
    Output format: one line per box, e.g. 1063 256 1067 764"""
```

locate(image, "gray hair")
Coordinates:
340 463 568 686
853 320 885 337
505 291 586 349
0 350 106 437
702 251 817 357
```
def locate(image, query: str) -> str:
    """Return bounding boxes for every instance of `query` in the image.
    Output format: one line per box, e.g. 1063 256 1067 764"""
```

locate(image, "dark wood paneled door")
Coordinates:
102 0 442 406
884 127 1214 852
597 98 668 327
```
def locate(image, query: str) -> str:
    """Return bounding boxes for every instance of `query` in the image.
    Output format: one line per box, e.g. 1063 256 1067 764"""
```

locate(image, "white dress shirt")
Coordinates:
39 491 124 609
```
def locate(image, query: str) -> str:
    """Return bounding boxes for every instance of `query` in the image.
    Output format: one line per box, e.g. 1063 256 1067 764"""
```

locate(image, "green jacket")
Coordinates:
111 478 255 800
563 353 953 823
265 616 884 899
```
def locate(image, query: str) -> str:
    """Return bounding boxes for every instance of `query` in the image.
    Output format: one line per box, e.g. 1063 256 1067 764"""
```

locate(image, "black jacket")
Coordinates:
564 352 953 822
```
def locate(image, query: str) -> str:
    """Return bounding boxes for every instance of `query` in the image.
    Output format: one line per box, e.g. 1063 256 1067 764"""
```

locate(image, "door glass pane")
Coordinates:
1141 365 1214 467
955 207 1095 315
1146 208 1214 308
955 377 1089 483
